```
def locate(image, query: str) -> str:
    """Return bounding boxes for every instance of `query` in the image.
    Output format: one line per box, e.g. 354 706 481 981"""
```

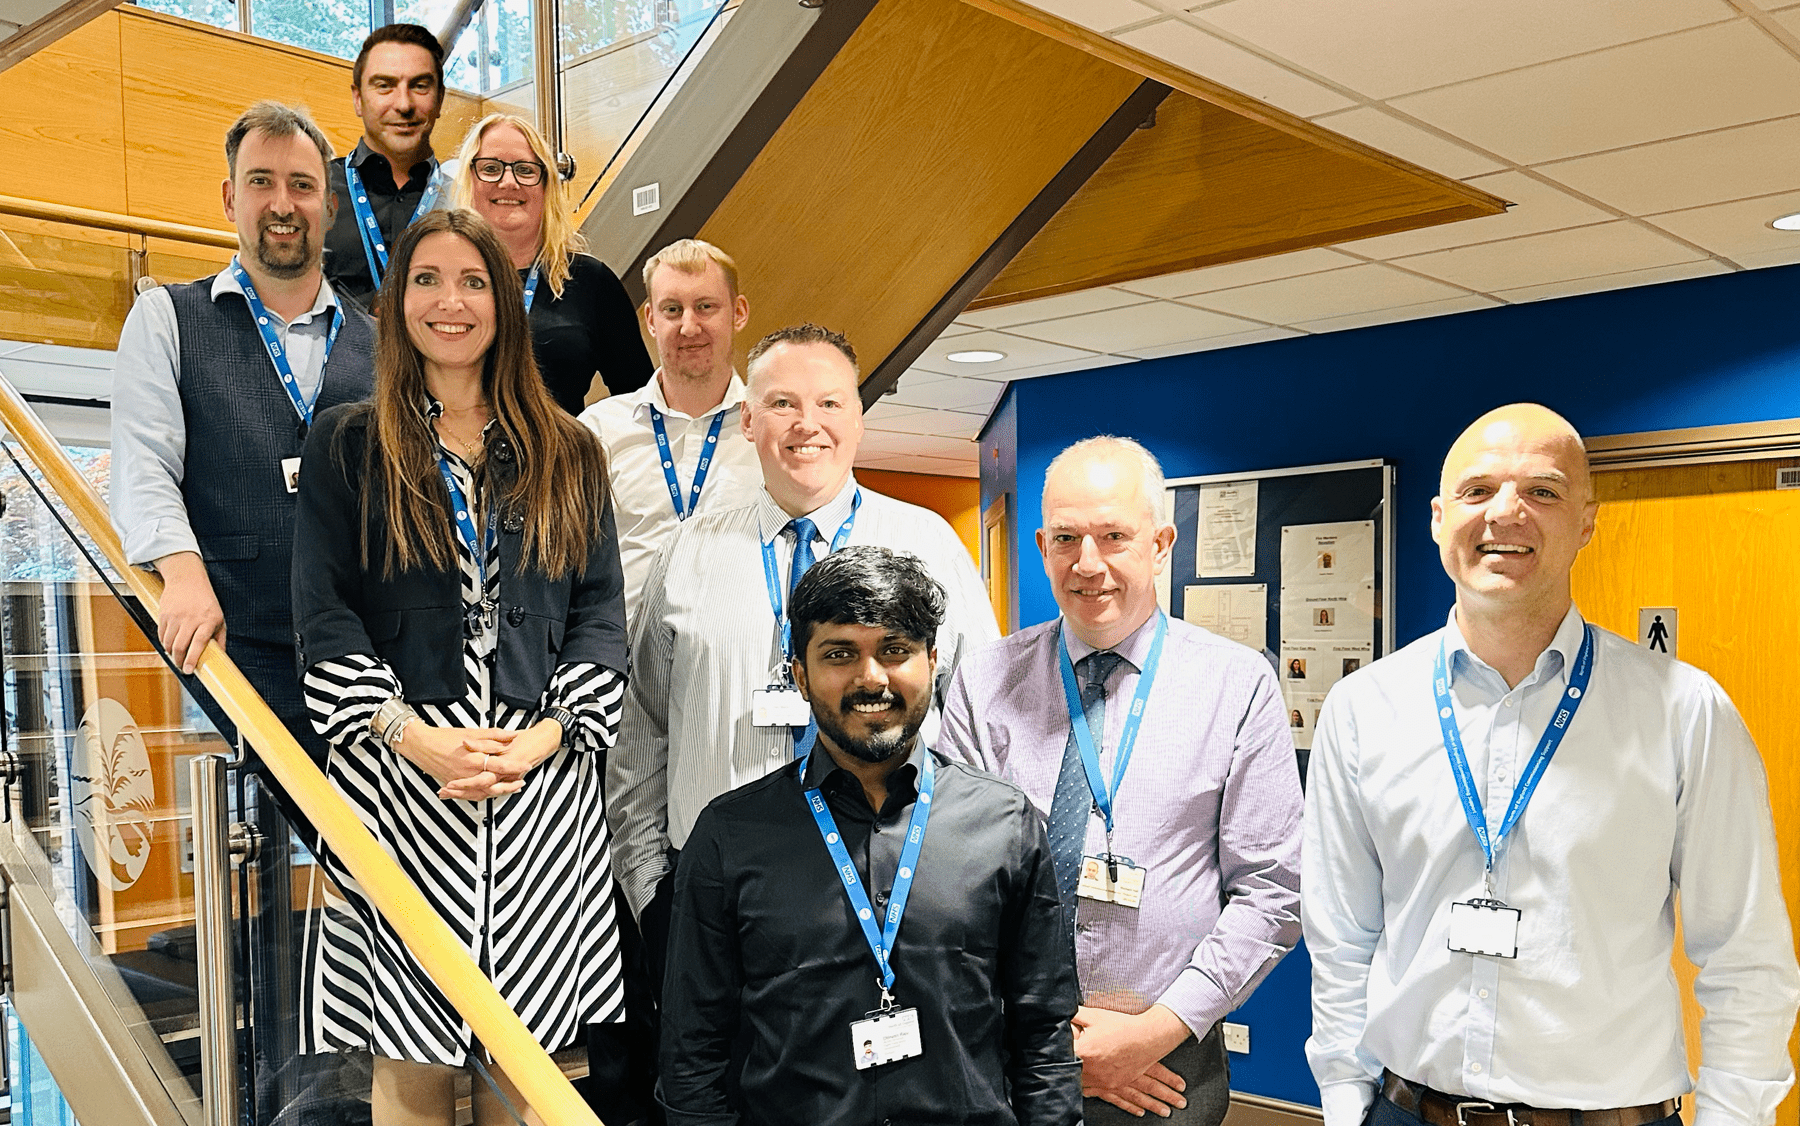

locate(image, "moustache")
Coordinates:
841 691 901 710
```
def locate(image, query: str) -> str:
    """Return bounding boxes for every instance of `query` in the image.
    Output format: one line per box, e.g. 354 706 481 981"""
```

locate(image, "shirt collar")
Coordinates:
1061 611 1157 675
1442 602 1587 687
214 259 338 325
348 138 438 187
801 736 927 800
758 474 859 546
636 369 747 422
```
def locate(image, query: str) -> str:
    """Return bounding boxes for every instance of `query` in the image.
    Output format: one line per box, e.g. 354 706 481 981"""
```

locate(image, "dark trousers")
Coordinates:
1083 1022 1230 1126
1364 1093 1682 1126
585 882 661 1126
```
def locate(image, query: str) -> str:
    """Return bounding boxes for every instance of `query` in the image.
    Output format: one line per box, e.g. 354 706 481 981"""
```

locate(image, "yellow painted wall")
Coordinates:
857 467 980 563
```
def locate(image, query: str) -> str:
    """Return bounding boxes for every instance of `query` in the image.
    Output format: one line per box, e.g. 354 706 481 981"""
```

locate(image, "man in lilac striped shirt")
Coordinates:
941 435 1303 1124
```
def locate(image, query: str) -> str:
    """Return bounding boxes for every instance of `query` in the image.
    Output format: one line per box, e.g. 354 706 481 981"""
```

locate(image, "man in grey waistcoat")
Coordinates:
111 101 376 765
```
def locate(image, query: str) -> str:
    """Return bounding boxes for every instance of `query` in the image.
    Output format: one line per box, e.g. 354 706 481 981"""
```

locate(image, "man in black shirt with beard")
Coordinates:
659 546 1080 1126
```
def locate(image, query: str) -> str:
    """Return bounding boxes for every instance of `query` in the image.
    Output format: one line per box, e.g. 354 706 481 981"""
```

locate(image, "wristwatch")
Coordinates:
372 695 419 748
541 705 578 748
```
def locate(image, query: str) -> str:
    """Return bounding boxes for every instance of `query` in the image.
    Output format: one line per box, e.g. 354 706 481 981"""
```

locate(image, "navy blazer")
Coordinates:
291 402 627 710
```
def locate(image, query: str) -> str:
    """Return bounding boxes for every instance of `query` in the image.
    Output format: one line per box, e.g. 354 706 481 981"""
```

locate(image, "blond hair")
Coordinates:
450 114 584 298
641 238 740 300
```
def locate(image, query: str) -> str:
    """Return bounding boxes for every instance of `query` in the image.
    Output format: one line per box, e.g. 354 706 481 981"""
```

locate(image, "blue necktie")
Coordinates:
787 517 820 753
1046 649 1123 944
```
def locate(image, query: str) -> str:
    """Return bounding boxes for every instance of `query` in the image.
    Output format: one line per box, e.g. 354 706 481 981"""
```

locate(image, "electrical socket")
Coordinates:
1222 1022 1250 1054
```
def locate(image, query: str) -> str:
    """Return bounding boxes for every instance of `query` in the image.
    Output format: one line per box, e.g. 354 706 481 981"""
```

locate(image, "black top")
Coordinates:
289 402 628 708
324 140 437 311
660 744 1082 1126
526 253 654 413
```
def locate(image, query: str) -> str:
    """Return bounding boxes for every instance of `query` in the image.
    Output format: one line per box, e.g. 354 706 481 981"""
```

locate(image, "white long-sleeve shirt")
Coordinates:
1304 606 1797 1126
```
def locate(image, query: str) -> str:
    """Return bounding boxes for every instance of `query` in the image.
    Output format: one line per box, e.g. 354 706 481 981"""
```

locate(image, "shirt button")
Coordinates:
1504 698 1515 708
1471 1063 1482 1074
1478 988 1489 999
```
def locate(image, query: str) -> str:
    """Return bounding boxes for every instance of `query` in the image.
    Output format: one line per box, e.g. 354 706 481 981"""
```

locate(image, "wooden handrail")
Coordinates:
0 193 238 250
0 376 602 1126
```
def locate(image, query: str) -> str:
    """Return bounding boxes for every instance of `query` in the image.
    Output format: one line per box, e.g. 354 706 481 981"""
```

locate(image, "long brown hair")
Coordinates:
365 207 607 578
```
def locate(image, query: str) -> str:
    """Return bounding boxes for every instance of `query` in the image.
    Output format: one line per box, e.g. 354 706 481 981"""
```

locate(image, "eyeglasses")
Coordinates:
471 157 546 186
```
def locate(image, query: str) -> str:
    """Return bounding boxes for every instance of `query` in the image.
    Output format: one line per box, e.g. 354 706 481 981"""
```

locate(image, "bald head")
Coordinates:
1440 403 1591 503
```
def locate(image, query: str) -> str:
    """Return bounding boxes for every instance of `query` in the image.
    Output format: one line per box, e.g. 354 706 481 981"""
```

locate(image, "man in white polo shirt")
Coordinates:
581 238 762 619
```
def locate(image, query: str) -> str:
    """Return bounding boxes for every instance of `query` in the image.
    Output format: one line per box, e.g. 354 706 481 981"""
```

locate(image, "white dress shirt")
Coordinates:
1304 606 1798 1126
606 474 999 917
111 264 339 567
578 371 762 621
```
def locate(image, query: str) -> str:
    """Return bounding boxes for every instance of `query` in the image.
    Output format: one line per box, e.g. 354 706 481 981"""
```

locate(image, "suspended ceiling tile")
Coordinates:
1016 300 1266 352
1197 0 1732 100
1776 8 1800 29
884 452 980 478
864 405 988 437
1390 21 1800 166
861 430 980 461
1490 259 1732 303
1734 246 1800 269
1644 189 1800 260
1115 248 1360 299
957 286 1150 328
1119 326 1303 359
1338 171 1614 259
1289 293 1501 334
1181 262 1467 323
938 321 986 338
1113 19 1354 118
1306 107 1506 180
1020 0 1160 35
1393 220 1709 291
885 372 1009 412
1536 116 1800 216
864 401 944 429
994 352 1134 381
910 329 1099 376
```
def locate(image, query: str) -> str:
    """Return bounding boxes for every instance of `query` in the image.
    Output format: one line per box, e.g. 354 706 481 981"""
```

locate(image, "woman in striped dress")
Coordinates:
291 208 628 1125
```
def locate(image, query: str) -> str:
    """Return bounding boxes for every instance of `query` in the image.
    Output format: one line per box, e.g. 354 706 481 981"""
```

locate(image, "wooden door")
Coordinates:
1570 457 1799 1126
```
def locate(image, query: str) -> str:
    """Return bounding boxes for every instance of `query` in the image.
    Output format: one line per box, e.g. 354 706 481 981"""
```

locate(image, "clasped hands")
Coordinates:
1074 1003 1192 1119
391 718 565 801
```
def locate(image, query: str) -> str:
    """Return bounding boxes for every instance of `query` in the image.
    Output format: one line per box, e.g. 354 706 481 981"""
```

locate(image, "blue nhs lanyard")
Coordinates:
759 490 861 665
435 449 497 622
648 405 726 520
801 750 936 997
343 159 441 283
522 263 542 313
1056 612 1166 848
1434 624 1595 896
230 259 340 427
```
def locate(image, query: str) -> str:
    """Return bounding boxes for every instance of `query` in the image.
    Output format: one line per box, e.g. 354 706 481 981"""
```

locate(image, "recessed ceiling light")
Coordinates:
947 349 1005 363
1771 211 1800 231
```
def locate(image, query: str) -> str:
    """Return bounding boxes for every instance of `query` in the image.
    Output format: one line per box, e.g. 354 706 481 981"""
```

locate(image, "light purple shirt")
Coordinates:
940 612 1304 1036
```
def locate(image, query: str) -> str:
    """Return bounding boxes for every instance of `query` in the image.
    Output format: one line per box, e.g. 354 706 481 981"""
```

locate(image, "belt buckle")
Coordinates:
1456 1102 1516 1126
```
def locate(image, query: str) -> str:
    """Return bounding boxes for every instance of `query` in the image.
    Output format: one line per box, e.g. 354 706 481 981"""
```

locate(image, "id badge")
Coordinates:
1447 899 1520 959
752 685 812 727
1076 854 1146 908
281 456 303 494
850 1006 922 1070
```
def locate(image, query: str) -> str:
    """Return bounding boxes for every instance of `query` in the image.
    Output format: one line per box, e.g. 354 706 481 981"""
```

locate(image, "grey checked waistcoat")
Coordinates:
167 277 376 646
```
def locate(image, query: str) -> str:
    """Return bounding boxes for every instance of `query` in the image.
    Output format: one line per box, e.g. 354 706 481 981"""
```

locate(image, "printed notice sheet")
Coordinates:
1197 481 1258 578
1279 520 1377 749
1181 583 1267 653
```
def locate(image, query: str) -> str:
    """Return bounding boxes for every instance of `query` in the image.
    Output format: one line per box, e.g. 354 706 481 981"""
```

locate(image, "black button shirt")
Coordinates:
325 140 437 310
522 253 653 413
661 744 1081 1126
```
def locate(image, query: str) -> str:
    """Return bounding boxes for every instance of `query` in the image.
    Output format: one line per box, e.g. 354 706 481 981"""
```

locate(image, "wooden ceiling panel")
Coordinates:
976 92 1505 307
697 0 1144 369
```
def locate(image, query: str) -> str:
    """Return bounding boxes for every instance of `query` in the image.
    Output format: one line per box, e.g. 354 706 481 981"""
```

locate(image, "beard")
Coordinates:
252 214 315 279
814 689 927 764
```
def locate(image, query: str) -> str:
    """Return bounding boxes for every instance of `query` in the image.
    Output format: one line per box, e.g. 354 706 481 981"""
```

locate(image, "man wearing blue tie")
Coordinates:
607 323 997 995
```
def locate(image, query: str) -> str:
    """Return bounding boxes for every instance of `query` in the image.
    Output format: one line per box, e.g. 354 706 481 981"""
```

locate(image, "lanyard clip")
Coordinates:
1483 865 1496 901
877 983 896 1012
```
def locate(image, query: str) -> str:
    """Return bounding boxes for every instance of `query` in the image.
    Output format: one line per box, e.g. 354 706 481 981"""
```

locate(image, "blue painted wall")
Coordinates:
979 261 1800 1105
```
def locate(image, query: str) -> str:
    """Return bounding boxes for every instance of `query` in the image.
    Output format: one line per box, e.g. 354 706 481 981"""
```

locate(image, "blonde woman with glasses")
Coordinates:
451 113 651 414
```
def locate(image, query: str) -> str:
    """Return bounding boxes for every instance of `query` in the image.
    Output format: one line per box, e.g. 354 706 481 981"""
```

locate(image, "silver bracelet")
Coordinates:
373 696 420 747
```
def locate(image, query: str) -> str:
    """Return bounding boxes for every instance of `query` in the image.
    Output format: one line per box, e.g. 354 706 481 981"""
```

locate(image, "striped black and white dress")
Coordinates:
299 438 627 1065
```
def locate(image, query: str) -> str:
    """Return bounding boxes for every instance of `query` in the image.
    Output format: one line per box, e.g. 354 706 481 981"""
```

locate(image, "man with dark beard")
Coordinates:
111 100 376 764
659 546 1081 1126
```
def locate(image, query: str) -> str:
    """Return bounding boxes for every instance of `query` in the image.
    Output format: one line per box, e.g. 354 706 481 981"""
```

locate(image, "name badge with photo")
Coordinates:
752 684 812 728
1447 899 1520 959
1076 854 1147 909
282 456 303 494
850 1006 922 1070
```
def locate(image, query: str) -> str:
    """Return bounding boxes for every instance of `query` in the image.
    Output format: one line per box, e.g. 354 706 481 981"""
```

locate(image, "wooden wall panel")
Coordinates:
979 92 1499 306
698 0 1142 371
1570 460 1800 1126
0 12 127 214
0 216 132 348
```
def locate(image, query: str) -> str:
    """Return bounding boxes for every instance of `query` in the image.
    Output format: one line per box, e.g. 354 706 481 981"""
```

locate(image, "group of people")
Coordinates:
102 20 1797 1126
